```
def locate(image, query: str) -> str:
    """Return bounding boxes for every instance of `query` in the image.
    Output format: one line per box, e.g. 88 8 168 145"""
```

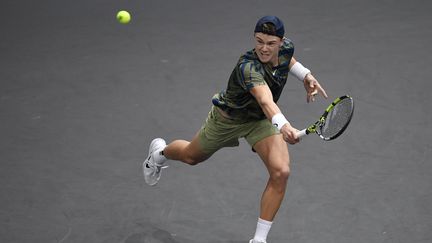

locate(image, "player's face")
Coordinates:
254 33 282 66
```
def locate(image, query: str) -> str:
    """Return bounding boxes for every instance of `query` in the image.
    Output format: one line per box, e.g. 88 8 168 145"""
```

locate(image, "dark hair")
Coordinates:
259 22 278 37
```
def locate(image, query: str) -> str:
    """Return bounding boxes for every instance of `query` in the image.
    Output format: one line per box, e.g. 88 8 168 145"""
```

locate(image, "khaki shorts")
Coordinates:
198 106 279 155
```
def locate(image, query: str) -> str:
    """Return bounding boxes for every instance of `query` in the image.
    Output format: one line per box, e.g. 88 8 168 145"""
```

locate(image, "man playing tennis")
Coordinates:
143 16 327 243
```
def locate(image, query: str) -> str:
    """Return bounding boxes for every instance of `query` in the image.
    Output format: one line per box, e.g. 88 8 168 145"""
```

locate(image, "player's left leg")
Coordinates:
251 134 290 242
254 134 290 220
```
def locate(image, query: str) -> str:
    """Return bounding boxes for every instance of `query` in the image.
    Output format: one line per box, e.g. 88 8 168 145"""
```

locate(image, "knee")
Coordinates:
183 154 206 166
270 165 290 183
184 157 202 166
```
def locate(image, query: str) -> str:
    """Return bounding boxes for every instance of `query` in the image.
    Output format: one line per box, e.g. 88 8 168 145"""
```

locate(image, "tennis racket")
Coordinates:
297 95 354 141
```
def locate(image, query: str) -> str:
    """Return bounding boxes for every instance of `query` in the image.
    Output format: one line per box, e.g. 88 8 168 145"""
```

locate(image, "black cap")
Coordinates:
254 16 285 38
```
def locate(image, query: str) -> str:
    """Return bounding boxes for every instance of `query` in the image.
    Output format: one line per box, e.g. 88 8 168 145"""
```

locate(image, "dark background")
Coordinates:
1 0 431 242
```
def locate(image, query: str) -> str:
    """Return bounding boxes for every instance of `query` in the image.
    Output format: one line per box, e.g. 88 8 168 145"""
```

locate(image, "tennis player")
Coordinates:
143 16 327 243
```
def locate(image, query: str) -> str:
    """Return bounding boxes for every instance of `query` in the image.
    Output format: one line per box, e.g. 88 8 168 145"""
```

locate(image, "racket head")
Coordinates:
316 95 354 140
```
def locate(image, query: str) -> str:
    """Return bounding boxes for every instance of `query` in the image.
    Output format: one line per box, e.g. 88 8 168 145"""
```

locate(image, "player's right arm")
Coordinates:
249 85 299 144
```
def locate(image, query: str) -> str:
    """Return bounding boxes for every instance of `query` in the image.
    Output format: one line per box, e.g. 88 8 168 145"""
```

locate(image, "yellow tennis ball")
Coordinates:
116 10 131 24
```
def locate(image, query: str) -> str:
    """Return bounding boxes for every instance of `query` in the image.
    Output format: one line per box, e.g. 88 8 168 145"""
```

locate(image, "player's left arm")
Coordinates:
289 57 328 102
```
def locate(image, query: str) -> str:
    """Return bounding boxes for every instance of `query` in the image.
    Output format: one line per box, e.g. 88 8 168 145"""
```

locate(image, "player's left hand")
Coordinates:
303 73 328 103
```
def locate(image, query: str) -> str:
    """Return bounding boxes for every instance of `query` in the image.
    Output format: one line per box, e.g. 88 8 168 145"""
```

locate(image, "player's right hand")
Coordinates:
281 124 300 144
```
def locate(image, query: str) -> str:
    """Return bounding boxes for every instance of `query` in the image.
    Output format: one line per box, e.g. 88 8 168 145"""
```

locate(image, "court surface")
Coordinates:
1 0 431 242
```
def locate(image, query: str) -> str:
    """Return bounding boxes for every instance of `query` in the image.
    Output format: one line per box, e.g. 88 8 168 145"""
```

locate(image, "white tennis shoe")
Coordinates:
249 240 266 243
143 138 167 186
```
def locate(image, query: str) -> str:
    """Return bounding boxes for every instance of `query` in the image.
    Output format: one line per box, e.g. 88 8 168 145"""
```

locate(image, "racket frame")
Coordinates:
299 95 354 141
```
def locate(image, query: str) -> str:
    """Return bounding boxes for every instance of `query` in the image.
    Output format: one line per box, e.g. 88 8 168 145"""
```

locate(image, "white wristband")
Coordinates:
271 113 290 131
289 62 311 81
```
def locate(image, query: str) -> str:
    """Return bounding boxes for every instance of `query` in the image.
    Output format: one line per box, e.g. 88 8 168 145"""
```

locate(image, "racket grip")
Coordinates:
297 129 307 138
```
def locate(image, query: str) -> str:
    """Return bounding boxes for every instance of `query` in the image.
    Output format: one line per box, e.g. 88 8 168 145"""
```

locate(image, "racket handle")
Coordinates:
297 129 308 138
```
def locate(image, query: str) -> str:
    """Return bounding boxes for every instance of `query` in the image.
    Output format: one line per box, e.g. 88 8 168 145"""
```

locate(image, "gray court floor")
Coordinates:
1 0 431 242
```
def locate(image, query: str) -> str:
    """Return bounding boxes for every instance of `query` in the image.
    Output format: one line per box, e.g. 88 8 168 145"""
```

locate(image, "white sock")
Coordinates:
153 147 167 166
253 218 273 242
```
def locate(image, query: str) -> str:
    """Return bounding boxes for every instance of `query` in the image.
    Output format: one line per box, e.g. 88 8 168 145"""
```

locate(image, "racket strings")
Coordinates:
319 98 353 139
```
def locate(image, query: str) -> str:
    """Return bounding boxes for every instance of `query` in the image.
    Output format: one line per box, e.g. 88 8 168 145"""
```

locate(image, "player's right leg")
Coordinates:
143 132 210 186
163 131 212 165
143 106 240 186
143 137 168 186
